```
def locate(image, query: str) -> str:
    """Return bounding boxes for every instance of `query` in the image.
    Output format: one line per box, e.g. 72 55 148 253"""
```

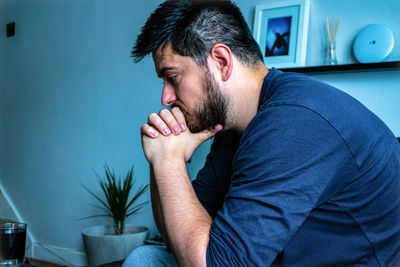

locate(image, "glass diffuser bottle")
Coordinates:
326 40 338 65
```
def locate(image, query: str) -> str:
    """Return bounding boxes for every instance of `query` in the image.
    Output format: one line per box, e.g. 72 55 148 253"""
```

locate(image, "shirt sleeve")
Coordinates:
206 105 357 266
192 131 241 218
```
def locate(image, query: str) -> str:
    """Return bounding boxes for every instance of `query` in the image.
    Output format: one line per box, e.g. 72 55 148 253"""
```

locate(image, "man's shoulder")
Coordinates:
261 69 348 112
258 69 390 148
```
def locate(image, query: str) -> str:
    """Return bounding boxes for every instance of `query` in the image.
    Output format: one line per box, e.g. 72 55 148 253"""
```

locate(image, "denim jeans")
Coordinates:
122 245 178 267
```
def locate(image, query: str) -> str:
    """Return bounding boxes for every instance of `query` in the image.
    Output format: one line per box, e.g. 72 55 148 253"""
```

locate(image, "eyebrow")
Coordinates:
157 66 181 77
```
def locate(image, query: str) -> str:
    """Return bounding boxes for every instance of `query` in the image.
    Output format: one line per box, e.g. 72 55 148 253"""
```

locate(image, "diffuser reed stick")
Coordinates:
325 17 340 65
326 17 340 42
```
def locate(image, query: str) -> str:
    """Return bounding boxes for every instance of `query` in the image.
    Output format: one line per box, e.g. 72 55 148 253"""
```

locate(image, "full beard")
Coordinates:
173 68 228 133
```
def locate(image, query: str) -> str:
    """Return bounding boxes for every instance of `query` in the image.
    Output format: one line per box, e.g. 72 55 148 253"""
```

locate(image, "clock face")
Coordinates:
353 24 394 63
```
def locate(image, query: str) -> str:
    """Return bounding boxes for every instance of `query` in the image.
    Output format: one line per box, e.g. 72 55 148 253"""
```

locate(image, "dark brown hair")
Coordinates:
132 0 263 68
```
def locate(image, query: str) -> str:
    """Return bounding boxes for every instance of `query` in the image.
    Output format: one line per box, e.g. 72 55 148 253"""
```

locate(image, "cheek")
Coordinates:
176 71 207 107
176 84 202 107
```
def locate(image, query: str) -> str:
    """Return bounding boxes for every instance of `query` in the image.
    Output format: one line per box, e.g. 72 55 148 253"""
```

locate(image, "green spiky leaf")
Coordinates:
82 165 149 234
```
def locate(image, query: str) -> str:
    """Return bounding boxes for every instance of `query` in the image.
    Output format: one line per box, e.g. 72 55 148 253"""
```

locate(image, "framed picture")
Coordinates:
253 0 310 68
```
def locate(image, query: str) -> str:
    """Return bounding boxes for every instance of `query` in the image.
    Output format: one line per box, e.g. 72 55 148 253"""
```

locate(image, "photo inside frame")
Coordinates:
265 16 292 57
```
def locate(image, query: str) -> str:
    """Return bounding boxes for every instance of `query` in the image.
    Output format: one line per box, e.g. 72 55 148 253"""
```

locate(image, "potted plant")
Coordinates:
81 165 150 266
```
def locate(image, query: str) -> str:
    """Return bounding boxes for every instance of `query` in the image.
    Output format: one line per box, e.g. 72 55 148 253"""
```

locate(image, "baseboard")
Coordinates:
26 257 66 267
32 242 88 266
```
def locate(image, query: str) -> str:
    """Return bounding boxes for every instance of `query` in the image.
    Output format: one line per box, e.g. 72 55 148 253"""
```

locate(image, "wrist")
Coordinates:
147 147 186 165
150 156 186 175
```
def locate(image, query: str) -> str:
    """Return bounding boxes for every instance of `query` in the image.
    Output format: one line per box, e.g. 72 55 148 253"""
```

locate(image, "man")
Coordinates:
124 1 400 266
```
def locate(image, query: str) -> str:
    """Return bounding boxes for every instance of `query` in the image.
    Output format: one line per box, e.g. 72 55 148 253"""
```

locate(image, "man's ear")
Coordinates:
210 43 233 81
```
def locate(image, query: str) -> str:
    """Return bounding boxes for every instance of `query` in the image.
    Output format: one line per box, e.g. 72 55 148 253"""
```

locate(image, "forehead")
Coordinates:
153 44 177 64
152 44 199 76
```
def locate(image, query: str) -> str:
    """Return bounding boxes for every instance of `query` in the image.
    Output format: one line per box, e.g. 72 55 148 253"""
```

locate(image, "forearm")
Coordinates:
140 111 220 265
150 168 168 240
152 159 212 267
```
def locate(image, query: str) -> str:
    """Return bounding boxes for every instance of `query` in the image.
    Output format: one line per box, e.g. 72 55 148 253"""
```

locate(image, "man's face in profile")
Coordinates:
153 44 228 133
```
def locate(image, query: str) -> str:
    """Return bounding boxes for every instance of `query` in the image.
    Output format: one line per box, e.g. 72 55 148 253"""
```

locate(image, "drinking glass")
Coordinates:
0 222 27 266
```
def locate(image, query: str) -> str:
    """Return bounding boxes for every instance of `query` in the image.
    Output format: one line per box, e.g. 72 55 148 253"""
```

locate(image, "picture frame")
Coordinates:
253 0 310 68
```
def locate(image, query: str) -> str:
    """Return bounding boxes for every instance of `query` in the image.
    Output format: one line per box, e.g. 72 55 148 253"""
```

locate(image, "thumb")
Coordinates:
196 124 223 142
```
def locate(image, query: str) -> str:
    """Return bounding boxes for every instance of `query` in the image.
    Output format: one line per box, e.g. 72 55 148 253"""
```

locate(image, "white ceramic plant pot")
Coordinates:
82 224 149 266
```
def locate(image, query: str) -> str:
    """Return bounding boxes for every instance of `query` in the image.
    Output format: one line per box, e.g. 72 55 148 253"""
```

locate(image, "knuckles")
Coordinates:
140 124 151 135
148 113 158 122
171 106 181 114
140 124 148 132
158 108 172 118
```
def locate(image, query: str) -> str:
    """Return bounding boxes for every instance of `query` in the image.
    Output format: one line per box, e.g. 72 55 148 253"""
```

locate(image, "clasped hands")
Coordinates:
141 107 222 164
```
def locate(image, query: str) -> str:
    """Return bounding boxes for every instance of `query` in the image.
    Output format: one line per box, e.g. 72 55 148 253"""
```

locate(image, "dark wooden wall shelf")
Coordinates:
279 61 400 74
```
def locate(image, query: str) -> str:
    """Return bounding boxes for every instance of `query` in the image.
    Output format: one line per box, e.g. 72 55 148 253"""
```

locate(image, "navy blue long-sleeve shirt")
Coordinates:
192 68 400 266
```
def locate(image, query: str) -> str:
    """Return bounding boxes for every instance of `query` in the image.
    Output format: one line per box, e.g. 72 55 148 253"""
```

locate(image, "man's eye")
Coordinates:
168 76 177 83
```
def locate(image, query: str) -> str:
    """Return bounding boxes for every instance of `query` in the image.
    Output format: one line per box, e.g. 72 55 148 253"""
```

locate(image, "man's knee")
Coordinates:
122 245 177 267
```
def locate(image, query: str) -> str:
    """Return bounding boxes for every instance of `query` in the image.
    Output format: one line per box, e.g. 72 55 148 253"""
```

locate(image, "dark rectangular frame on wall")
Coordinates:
253 0 310 68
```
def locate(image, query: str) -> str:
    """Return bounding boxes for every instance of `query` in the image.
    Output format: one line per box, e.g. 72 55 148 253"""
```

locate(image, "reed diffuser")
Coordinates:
326 17 340 65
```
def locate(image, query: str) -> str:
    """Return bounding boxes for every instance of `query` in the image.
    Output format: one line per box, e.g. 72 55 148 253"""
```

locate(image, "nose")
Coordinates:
161 84 177 106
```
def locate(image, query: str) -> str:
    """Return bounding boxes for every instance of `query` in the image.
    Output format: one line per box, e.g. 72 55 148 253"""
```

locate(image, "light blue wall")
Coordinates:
0 0 167 255
0 0 399 262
